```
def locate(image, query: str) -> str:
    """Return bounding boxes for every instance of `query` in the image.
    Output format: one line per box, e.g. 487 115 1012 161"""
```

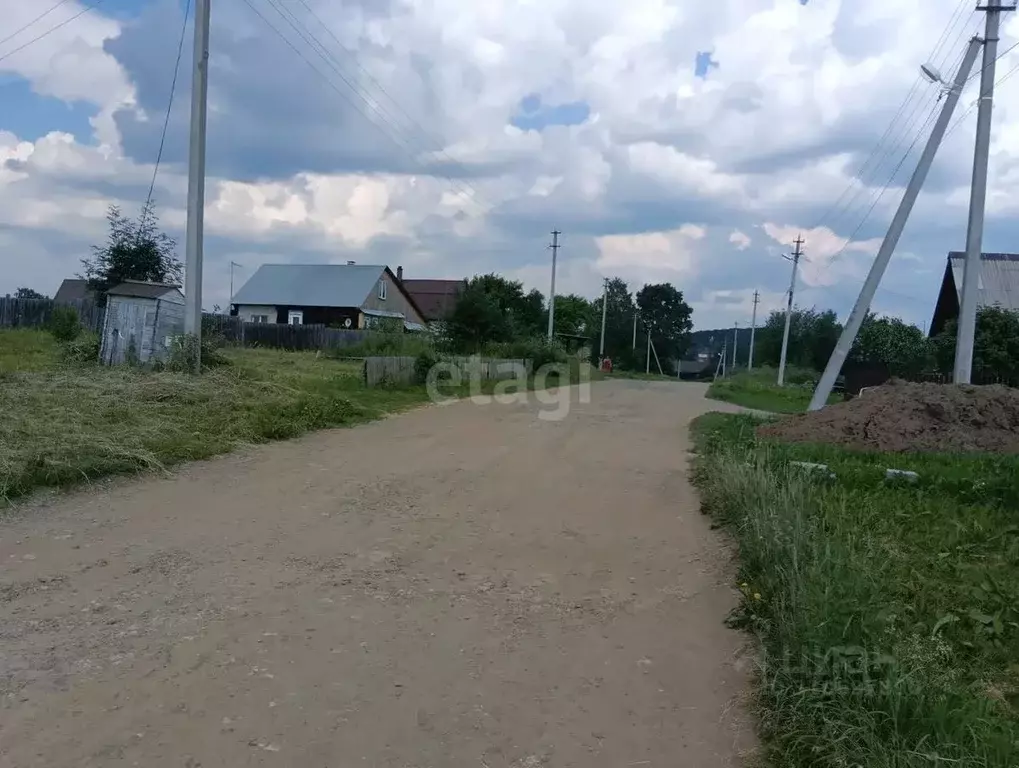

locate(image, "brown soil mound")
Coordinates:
757 379 1019 454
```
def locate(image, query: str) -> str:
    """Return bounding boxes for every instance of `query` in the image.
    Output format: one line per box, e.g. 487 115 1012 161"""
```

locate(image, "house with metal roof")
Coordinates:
229 263 428 331
930 252 1019 336
398 270 466 324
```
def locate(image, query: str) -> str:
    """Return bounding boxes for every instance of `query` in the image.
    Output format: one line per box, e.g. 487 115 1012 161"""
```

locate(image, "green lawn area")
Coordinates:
0 332 435 505
691 411 1019 767
706 366 839 412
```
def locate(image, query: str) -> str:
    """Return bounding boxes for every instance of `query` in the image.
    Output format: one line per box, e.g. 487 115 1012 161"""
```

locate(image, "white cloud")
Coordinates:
729 229 751 250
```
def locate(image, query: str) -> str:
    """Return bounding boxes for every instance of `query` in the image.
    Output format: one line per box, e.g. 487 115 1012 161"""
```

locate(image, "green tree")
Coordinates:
445 279 511 351
468 274 545 338
933 306 1019 383
598 277 639 367
635 282 693 362
849 314 931 376
80 201 182 305
753 307 841 372
552 294 596 337
14 287 47 299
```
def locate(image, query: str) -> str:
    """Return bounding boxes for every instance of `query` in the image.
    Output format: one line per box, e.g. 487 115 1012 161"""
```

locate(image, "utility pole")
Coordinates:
809 36 982 410
777 236 803 387
720 340 727 378
732 322 739 371
229 260 241 309
599 278 608 358
645 324 652 375
955 2 1012 384
632 311 637 349
749 290 759 370
184 0 212 371
546 230 560 340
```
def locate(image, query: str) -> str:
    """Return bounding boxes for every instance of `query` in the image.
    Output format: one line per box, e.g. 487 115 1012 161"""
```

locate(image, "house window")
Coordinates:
251 314 269 324
288 311 304 325
378 280 387 300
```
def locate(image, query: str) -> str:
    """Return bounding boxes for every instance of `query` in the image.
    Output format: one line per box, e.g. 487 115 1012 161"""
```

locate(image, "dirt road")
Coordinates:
1 380 755 767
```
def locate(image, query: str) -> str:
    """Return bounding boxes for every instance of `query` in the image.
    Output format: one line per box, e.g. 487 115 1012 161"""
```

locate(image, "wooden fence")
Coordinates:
204 315 372 351
365 356 530 387
0 297 103 332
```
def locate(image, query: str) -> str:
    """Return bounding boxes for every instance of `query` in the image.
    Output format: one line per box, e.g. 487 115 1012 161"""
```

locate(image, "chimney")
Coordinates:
396 265 404 281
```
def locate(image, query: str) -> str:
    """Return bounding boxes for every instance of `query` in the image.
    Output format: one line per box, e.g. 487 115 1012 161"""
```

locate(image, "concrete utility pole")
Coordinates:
645 324 652 375
599 278 608 358
184 0 212 370
732 322 739 371
955 2 1013 384
749 290 759 370
809 36 982 410
777 236 804 387
229 260 241 308
632 311 637 349
546 229 560 340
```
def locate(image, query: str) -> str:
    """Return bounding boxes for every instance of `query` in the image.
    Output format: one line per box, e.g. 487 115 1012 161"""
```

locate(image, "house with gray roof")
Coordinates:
230 263 427 331
930 252 1019 336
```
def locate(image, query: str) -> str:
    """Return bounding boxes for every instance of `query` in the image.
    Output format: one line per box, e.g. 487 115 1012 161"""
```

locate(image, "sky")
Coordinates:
2 0 1019 331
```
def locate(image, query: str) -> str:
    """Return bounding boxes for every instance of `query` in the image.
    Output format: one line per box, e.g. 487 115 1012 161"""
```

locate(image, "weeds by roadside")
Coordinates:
690 412 1019 767
707 366 836 412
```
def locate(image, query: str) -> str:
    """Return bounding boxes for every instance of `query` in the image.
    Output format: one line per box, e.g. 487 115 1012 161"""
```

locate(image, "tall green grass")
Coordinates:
691 412 1019 767
707 366 837 412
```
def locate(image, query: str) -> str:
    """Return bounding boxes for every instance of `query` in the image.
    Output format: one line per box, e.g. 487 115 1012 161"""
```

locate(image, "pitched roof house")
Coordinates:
230 264 427 330
398 272 466 324
53 278 96 304
930 252 1019 336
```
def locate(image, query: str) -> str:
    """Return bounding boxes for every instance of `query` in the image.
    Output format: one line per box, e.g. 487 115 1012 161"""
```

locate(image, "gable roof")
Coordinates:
232 264 386 308
54 278 95 303
107 280 184 300
401 278 465 321
947 251 1019 311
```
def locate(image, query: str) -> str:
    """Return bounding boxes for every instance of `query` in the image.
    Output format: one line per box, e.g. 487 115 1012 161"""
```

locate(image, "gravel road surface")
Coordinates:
1 380 755 767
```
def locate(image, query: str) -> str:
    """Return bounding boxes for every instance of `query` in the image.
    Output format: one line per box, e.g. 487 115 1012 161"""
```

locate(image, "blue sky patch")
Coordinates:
695 51 719 79
0 76 96 143
510 93 590 131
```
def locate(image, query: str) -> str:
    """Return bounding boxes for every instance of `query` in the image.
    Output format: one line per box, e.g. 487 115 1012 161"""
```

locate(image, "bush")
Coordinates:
482 337 567 372
61 332 100 365
413 350 437 385
48 305 81 342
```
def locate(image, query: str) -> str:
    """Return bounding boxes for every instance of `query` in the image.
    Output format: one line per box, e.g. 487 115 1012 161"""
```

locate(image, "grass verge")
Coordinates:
706 367 837 412
0 332 599 504
690 411 1019 767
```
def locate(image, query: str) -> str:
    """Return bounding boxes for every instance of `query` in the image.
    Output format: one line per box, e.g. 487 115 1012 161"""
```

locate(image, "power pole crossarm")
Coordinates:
809 35 983 410
546 230 560 340
184 0 212 372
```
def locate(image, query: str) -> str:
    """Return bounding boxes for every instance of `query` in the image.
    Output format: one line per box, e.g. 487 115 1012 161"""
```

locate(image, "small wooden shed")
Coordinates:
100 281 185 366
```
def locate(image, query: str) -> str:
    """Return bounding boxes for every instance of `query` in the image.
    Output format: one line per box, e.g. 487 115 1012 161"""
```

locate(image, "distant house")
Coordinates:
398 269 466 324
930 252 1019 336
100 281 185 365
230 264 427 330
53 278 96 304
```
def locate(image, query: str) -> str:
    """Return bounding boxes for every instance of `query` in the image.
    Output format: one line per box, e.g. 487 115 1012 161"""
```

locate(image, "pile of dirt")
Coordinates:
758 379 1019 454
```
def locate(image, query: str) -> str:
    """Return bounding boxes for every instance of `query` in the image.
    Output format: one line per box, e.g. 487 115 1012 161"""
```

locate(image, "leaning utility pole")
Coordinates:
809 36 982 410
748 290 760 370
777 236 804 387
599 278 608 358
955 2 1013 384
546 230 560 340
184 0 212 371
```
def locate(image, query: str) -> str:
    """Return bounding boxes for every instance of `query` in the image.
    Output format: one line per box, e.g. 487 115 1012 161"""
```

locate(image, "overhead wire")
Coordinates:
0 0 106 65
143 0 193 209
239 0 492 214
0 1 74 49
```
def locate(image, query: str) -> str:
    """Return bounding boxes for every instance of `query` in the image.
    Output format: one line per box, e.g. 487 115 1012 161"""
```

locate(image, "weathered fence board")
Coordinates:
364 356 530 387
203 316 373 351
0 297 103 332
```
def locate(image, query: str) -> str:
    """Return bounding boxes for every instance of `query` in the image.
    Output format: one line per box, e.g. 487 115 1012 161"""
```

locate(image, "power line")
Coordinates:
0 0 106 66
242 0 489 213
144 0 192 209
0 1 74 49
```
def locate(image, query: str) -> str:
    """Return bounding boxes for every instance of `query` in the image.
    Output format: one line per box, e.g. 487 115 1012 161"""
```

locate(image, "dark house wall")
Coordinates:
274 306 360 328
930 262 959 337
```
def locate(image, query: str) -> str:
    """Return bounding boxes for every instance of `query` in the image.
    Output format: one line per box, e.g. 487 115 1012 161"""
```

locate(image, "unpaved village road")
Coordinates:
1 380 755 767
